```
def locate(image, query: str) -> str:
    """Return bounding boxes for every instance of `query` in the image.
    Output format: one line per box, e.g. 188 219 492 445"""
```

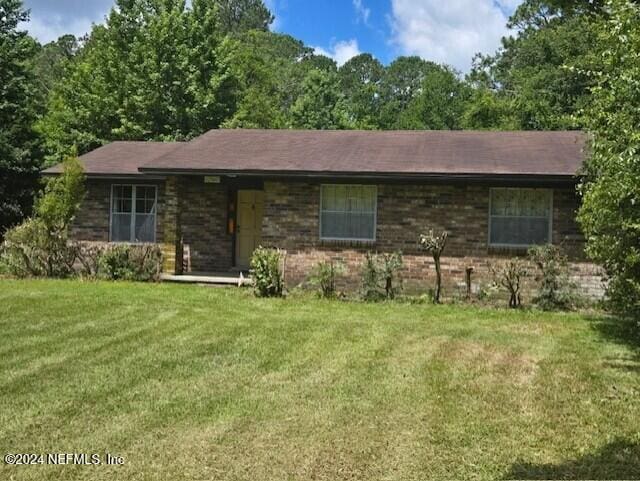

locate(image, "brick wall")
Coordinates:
70 179 165 243
179 178 233 272
72 178 605 298
262 181 605 298
72 177 232 274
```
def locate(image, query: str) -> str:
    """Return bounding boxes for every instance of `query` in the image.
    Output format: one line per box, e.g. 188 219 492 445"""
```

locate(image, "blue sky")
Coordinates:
23 0 521 72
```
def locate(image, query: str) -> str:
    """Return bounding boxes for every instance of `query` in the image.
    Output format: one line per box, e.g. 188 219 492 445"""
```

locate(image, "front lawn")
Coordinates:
0 279 639 480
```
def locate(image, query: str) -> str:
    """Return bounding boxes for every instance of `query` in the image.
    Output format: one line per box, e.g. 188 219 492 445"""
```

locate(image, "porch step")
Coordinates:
160 272 252 287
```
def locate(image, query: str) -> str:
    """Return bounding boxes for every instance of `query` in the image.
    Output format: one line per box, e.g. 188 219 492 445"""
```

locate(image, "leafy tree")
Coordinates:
290 69 351 129
0 0 42 235
338 53 384 128
222 31 311 128
31 34 79 101
473 0 598 130
397 66 470 130
35 156 85 231
578 0 640 320
299 53 338 73
39 0 273 164
461 86 517 130
213 0 273 33
378 56 441 129
508 0 607 30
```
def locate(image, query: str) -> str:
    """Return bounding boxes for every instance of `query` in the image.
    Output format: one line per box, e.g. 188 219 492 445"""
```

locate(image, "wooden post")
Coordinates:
465 266 474 300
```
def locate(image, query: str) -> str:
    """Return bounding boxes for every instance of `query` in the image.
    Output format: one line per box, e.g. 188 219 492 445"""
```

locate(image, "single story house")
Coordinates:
44 129 604 296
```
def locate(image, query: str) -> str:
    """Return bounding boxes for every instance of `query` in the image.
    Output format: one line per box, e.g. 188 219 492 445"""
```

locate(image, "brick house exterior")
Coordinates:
46 129 605 298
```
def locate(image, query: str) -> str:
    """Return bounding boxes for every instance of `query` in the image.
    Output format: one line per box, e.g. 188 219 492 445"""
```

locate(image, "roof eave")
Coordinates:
137 167 580 185
41 171 166 180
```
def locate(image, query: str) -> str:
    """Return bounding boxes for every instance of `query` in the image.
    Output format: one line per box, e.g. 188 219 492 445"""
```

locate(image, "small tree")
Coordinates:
379 252 403 300
490 258 528 308
419 230 448 303
528 244 575 310
360 251 403 301
35 156 86 232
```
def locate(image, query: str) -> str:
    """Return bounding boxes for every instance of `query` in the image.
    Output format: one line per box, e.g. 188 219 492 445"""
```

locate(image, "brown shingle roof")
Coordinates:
43 141 182 177
142 129 586 177
43 130 586 179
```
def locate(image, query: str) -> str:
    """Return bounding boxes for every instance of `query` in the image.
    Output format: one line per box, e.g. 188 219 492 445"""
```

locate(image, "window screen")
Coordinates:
110 185 157 242
489 188 552 246
320 185 376 240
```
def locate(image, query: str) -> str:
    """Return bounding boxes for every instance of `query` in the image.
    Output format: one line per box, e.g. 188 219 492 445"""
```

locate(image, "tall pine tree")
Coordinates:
0 0 42 235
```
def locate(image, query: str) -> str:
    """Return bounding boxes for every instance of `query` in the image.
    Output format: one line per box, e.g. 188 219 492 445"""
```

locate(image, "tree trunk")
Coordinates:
434 256 442 303
465 267 473 300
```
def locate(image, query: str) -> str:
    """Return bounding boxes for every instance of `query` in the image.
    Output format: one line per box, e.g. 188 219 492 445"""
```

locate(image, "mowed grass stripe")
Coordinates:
0 279 638 480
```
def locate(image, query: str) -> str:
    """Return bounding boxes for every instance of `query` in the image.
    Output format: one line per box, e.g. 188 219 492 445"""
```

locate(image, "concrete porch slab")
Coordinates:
160 272 252 287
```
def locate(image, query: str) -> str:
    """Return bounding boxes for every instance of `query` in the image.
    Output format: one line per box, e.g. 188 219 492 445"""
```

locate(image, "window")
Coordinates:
110 185 157 242
489 188 552 247
320 184 377 241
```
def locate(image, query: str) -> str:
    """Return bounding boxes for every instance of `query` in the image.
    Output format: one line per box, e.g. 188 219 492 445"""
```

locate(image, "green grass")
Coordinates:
0 279 639 480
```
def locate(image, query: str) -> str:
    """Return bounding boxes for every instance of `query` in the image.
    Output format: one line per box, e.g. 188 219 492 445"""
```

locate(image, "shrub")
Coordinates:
97 244 162 281
75 242 104 278
0 218 76 277
379 252 403 300
528 244 575 311
309 259 344 298
361 252 383 301
360 251 403 301
419 230 448 303
490 258 528 309
0 157 85 278
250 247 284 297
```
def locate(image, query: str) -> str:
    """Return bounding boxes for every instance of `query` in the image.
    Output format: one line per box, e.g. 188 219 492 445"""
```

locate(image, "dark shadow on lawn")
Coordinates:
504 438 640 480
588 313 640 374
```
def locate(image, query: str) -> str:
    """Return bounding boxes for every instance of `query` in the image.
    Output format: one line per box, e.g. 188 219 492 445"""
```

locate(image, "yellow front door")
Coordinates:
236 190 264 269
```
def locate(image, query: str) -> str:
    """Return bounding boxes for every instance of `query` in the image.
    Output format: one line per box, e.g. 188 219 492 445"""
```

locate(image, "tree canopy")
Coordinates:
0 0 42 234
468 0 599 130
577 0 640 319
38 0 240 163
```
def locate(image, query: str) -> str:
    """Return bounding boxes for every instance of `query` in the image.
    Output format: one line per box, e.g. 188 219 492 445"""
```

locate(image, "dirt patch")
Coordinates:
439 340 540 386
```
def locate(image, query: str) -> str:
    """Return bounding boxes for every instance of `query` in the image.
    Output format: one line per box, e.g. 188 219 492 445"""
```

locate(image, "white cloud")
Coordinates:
23 15 95 43
498 0 523 9
313 39 362 67
21 0 112 43
389 0 521 72
353 0 371 25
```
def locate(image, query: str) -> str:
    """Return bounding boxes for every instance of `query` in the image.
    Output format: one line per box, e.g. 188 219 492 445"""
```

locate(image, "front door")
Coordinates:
236 190 264 269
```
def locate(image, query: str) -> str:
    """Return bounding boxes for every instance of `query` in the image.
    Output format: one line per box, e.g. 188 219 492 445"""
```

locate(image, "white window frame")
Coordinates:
109 184 158 243
488 187 553 248
319 184 378 242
